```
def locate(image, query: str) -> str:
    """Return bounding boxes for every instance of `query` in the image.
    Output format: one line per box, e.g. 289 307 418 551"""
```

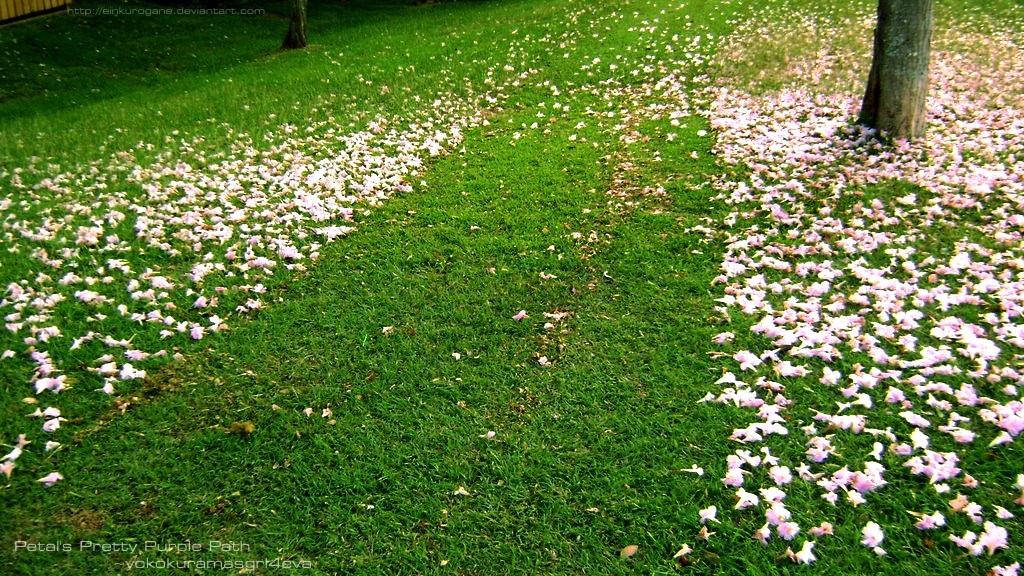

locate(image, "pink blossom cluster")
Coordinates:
0 47 526 489
689 4 1024 570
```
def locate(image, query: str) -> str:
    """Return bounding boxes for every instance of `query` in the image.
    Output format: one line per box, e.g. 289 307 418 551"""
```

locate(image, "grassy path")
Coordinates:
2 2 745 573
5 75 734 575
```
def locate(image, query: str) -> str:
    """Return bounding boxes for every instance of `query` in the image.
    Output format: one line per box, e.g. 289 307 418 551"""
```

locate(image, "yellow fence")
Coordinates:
1 0 70 23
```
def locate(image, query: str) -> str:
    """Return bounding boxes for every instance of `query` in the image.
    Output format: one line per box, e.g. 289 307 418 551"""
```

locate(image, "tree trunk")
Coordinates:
282 0 308 50
858 0 933 139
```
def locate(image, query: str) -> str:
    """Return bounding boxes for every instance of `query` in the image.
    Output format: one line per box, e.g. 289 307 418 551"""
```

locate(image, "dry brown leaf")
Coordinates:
229 421 256 436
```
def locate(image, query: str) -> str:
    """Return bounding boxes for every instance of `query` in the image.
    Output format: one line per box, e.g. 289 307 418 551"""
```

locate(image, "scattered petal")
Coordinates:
673 544 693 559
37 472 63 487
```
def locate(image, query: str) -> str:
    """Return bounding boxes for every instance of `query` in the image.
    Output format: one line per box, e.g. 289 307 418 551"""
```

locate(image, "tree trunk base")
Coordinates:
281 0 308 50
858 0 933 140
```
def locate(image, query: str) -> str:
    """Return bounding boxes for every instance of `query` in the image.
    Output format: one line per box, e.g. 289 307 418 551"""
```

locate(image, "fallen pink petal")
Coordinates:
36 472 63 487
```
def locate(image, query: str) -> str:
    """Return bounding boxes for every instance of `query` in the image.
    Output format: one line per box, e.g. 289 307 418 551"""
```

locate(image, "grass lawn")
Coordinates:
2 0 1023 574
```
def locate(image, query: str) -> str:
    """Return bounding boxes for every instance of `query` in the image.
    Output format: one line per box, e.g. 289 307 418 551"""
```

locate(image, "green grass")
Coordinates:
0 0 554 165
1 1 749 573
2 0 1023 574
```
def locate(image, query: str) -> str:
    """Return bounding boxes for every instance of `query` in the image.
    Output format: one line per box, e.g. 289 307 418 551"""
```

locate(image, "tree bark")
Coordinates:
282 0 308 50
858 0 933 139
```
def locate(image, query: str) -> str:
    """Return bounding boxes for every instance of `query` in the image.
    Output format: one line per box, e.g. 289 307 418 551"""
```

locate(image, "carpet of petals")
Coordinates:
688 4 1024 571
0 54 501 489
